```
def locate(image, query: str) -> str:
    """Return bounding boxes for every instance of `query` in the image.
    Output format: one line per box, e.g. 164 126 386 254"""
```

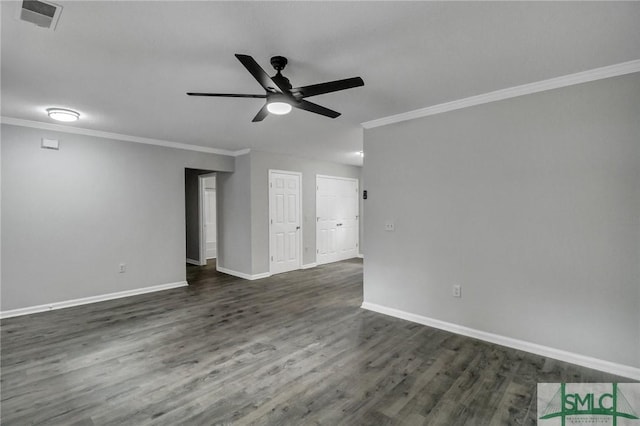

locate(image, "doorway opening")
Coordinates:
202 174 217 261
185 169 216 268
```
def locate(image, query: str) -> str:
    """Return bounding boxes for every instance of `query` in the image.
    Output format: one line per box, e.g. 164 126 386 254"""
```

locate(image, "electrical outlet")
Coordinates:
452 285 462 298
384 221 395 231
119 263 126 273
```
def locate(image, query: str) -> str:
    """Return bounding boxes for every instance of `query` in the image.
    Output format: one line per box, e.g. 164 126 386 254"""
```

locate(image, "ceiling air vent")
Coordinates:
16 0 62 30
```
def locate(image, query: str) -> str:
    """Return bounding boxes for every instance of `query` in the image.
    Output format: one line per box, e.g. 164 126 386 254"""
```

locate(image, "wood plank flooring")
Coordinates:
1 259 632 425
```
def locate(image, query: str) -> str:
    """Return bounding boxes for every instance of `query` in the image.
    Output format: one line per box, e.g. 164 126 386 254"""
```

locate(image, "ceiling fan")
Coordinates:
187 54 364 122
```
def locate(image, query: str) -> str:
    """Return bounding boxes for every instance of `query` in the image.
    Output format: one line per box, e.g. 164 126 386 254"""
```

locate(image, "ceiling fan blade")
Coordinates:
252 104 269 122
292 77 364 98
187 93 266 98
294 100 341 118
235 54 286 94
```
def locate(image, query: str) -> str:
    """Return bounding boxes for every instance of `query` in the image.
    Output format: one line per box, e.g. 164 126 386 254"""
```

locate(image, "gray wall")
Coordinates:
363 73 640 368
1 124 233 311
216 154 252 275
249 150 362 274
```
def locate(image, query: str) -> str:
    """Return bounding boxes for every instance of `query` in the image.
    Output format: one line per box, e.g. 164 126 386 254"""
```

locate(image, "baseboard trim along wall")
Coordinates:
361 302 640 380
302 263 317 270
216 266 271 281
186 258 202 266
0 281 189 319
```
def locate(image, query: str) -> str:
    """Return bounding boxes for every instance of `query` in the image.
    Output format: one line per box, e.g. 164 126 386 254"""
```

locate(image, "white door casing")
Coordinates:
269 170 302 275
198 174 216 265
204 187 217 259
316 175 359 265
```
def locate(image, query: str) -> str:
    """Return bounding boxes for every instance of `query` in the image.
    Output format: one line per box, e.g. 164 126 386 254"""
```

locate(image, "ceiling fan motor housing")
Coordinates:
272 74 292 91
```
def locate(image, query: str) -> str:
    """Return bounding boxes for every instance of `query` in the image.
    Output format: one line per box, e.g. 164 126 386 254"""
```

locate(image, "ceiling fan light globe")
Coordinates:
266 101 292 115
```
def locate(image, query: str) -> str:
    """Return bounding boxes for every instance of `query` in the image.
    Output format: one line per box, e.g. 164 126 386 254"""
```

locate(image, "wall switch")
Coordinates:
119 263 126 273
384 221 395 231
453 285 462 298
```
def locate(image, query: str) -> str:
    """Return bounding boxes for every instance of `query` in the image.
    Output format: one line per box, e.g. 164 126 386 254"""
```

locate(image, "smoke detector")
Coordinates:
15 0 62 31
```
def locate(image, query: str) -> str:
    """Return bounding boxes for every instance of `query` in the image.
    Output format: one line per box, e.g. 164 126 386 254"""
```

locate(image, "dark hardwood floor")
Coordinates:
1 259 631 425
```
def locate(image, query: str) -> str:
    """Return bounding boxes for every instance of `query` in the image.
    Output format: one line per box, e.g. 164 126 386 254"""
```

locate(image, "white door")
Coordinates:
204 188 217 259
269 170 302 275
316 176 359 265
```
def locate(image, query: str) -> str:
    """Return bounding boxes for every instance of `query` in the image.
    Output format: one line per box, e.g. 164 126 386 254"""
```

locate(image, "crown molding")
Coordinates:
0 116 250 157
362 59 640 129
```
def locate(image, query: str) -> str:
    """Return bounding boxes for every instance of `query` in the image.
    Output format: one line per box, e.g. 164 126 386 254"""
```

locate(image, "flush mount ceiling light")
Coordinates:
46 108 80 122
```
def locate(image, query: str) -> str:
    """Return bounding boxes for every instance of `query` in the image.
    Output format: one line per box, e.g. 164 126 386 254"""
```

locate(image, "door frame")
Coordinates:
198 173 216 266
268 169 303 274
315 174 360 265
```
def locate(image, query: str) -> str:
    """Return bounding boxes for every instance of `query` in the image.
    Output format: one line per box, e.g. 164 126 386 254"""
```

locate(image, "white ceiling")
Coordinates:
2 1 639 165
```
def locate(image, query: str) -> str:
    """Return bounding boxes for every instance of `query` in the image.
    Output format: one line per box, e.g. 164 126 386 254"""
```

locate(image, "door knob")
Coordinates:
296 226 300 230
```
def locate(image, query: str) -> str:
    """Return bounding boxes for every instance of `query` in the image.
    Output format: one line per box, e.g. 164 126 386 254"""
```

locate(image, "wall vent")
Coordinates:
15 0 62 30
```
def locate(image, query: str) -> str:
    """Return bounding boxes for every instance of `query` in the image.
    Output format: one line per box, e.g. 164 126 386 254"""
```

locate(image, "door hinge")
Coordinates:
271 256 273 261
270 182 272 188
270 219 273 224
317 217 320 222
317 249 319 254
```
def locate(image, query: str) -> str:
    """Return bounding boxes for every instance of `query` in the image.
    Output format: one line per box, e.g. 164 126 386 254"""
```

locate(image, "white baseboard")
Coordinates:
186 258 203 266
216 266 271 281
357 253 364 258
251 272 271 280
361 302 640 380
302 263 317 270
0 281 188 319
